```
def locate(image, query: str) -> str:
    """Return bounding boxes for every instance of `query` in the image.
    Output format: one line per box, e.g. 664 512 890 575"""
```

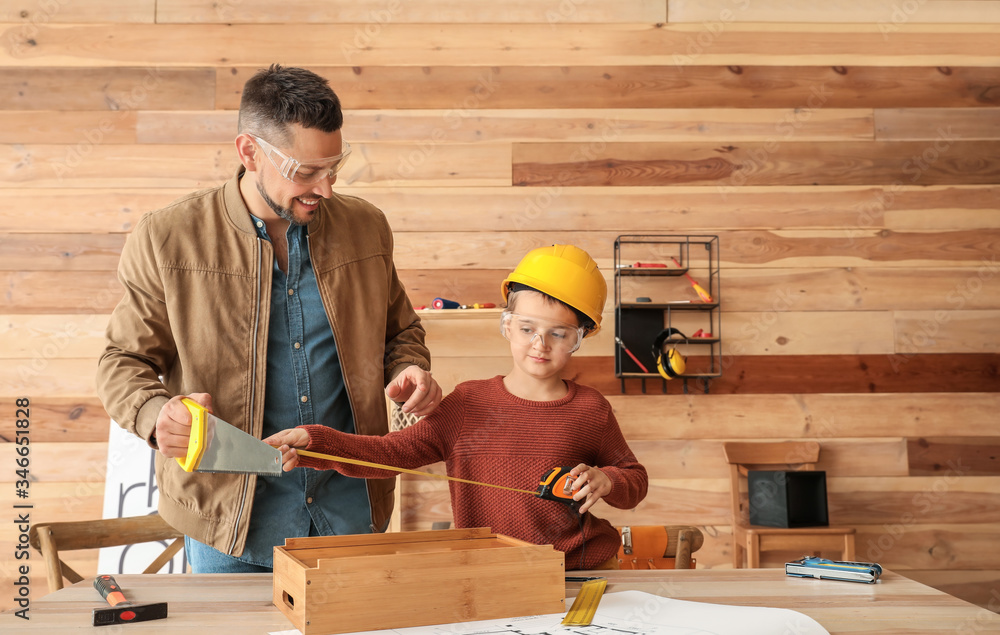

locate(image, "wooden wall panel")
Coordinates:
215 66 1000 110
668 1 1000 24
8 230 998 273
0 67 215 110
0 3 997 617
0 1 156 23
155 0 667 24
4 25 999 68
875 108 1000 141
512 140 1000 187
908 438 1000 476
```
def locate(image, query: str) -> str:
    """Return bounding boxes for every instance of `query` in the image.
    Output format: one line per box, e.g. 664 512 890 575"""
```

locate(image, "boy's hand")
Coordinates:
569 464 612 514
386 366 442 416
264 428 310 472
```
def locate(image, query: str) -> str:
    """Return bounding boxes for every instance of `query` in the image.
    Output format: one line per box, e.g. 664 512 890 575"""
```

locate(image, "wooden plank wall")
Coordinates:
1 0 999 612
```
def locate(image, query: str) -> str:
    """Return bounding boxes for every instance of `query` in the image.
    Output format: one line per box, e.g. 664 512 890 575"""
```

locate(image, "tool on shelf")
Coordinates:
432 297 460 309
615 336 650 373
670 257 713 303
92 575 168 626
459 303 497 309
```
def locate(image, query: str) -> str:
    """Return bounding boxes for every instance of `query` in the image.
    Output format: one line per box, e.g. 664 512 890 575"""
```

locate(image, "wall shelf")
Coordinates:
614 235 722 394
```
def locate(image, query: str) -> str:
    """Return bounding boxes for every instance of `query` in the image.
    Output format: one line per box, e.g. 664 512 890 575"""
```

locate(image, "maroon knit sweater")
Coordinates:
297 375 648 569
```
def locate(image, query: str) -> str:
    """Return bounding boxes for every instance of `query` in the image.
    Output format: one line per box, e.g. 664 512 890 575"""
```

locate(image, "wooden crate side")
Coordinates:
276 539 563 635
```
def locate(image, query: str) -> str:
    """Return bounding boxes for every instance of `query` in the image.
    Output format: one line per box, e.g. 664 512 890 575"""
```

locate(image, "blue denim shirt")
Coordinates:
236 216 374 566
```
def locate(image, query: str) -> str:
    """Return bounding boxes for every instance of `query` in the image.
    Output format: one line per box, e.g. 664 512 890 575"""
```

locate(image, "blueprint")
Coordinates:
271 589 829 635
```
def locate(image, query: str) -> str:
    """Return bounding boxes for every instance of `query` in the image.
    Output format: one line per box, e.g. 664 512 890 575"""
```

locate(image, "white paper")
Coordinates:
269 589 829 635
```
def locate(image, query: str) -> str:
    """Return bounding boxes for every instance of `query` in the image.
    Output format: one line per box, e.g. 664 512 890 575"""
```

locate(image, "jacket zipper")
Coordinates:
229 236 263 555
306 234 379 533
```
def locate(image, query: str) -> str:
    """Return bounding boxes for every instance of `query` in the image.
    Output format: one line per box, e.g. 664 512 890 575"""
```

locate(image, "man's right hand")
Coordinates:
154 393 213 458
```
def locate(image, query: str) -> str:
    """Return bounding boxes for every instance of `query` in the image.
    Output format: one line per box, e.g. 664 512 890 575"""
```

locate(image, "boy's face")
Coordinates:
503 292 582 382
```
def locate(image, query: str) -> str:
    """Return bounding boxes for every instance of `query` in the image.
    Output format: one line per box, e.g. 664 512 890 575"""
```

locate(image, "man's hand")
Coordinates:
154 393 212 459
569 464 613 514
264 428 310 472
385 366 442 417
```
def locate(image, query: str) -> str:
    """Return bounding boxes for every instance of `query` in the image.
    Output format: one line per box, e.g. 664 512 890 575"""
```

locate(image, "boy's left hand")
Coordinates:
264 428 309 472
569 464 612 514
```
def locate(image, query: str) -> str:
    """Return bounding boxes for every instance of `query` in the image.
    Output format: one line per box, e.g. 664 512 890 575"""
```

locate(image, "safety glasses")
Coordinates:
250 134 352 185
500 312 585 353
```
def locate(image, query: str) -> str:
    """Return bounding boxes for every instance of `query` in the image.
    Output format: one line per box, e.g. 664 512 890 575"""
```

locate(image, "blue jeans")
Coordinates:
184 536 273 574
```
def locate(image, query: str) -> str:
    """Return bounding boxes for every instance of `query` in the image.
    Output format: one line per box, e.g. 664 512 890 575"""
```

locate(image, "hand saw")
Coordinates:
175 399 582 511
175 398 282 476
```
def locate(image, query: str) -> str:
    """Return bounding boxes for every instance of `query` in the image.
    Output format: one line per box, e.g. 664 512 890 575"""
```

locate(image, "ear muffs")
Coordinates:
652 328 688 380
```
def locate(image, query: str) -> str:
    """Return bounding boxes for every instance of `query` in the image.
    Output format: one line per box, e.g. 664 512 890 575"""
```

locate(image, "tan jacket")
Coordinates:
97 169 430 556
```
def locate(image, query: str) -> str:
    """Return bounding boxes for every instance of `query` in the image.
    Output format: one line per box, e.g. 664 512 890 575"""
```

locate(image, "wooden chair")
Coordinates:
723 441 855 568
28 513 184 592
616 525 704 570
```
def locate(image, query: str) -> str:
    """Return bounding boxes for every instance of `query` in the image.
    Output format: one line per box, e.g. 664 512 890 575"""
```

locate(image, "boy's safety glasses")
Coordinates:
501 312 585 353
250 134 352 185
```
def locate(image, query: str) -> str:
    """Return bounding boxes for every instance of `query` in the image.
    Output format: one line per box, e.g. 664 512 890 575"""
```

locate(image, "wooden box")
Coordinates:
273 527 565 635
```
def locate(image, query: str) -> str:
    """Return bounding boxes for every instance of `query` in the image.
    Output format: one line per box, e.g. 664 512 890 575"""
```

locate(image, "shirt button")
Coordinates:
300 395 308 403
306 497 313 504
255 221 263 228
288 289 295 296
294 342 301 349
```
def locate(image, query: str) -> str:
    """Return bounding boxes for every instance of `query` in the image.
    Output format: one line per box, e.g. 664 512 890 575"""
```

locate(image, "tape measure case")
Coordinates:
273 527 565 635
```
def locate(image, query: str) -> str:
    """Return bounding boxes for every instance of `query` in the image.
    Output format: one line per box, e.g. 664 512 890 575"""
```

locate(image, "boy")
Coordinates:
266 245 648 569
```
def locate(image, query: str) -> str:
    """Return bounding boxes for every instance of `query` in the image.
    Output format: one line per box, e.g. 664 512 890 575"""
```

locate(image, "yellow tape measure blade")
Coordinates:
562 578 607 626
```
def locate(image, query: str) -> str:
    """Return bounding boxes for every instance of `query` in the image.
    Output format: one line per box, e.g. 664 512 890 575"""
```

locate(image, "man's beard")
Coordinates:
257 180 309 226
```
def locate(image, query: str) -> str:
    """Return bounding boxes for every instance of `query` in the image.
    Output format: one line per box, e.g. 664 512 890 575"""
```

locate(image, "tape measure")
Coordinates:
295 450 581 511
562 578 607 626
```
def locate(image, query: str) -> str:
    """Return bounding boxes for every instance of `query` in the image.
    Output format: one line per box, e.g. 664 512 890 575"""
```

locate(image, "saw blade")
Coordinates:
177 399 282 476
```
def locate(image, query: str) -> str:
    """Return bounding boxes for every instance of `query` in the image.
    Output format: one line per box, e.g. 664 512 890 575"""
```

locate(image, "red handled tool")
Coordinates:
615 336 650 373
93 575 168 626
671 258 713 303
460 303 497 309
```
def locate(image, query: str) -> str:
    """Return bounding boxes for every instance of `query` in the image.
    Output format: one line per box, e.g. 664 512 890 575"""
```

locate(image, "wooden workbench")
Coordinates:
1 568 997 633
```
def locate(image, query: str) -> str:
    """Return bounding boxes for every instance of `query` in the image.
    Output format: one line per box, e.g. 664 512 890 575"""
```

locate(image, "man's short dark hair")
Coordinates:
238 64 343 145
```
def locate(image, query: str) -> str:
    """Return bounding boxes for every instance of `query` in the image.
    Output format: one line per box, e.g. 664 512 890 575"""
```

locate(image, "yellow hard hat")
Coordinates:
500 244 607 336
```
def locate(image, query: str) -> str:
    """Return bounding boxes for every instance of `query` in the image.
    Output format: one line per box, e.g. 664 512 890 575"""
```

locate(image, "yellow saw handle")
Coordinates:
175 398 208 472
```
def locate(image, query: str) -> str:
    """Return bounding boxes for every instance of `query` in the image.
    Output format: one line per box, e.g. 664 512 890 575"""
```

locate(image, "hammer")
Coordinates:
93 575 168 626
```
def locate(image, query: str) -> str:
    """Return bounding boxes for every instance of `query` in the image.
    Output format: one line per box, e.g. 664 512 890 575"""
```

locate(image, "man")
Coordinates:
97 64 442 572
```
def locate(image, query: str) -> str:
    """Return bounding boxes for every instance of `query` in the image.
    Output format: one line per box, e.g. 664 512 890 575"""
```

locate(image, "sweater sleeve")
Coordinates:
296 387 466 476
594 404 648 510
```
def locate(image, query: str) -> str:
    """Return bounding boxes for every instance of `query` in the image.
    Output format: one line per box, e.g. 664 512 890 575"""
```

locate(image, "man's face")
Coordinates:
249 123 346 226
